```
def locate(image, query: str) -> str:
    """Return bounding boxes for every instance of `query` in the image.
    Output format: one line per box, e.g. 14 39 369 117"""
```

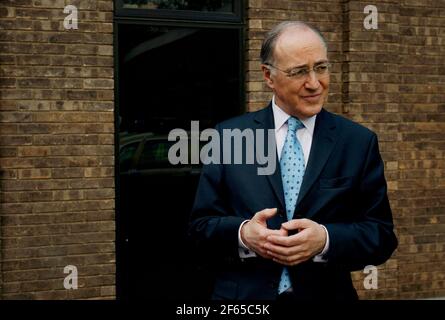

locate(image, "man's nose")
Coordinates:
304 71 320 90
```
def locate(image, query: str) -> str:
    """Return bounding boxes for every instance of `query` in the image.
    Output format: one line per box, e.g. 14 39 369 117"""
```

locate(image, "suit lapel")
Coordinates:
295 109 338 214
254 104 286 211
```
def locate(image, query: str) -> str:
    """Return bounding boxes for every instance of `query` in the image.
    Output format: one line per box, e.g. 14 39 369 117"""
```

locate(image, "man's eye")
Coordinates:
315 65 328 72
290 69 307 77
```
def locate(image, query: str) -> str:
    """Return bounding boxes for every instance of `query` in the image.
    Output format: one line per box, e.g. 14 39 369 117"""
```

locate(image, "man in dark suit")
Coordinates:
188 21 397 300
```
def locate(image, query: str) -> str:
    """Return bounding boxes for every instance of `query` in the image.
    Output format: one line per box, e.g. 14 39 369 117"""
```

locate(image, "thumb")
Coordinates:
281 218 312 231
254 208 278 223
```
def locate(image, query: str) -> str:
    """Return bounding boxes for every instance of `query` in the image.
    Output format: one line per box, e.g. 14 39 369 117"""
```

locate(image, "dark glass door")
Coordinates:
116 21 243 300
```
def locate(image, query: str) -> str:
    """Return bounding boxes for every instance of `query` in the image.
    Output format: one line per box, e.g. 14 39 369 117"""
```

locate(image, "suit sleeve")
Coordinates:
323 133 398 271
188 124 245 262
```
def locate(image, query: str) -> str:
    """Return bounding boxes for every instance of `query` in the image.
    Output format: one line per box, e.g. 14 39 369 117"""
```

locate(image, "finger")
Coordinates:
263 242 302 256
255 208 278 223
269 253 305 266
272 256 307 266
251 224 284 241
266 248 304 262
266 233 303 247
278 227 288 236
264 228 287 238
255 246 276 259
281 218 313 231
270 251 310 266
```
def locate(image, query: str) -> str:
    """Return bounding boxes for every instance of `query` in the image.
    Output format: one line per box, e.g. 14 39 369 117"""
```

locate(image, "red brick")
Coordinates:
0 0 115 300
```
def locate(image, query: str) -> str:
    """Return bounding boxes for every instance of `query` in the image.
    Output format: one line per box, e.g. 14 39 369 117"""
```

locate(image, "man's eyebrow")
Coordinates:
288 60 329 69
314 59 329 65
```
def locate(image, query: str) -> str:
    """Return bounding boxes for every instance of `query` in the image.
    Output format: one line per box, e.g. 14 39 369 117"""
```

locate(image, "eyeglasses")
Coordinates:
265 62 331 80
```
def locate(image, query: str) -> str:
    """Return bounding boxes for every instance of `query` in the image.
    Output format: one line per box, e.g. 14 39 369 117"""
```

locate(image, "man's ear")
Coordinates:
261 64 274 89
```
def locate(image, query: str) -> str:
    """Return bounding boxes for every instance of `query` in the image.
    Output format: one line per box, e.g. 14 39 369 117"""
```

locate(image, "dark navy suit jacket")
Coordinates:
189 105 398 300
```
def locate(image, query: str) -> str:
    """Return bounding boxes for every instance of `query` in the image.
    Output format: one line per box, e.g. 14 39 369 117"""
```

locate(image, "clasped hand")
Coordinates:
240 208 327 266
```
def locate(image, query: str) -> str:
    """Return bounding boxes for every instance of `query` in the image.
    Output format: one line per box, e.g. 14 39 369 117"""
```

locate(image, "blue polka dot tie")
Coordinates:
278 116 305 294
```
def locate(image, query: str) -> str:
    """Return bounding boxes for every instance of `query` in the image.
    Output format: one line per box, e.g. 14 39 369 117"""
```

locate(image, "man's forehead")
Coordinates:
276 27 325 50
274 29 327 64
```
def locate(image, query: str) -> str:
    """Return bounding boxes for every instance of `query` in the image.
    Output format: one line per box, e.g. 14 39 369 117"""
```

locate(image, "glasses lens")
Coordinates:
315 63 330 74
290 69 308 78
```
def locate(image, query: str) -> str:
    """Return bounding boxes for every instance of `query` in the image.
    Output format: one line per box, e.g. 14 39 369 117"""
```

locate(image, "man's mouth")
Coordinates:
302 93 322 102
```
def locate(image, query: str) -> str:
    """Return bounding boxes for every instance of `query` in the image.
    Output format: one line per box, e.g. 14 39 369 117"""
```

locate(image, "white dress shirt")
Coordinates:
238 96 330 262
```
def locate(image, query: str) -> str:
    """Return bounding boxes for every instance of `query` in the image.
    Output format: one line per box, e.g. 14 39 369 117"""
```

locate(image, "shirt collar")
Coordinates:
272 95 317 135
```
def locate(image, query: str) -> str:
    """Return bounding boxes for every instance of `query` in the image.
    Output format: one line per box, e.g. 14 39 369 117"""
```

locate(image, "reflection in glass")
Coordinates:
122 0 234 12
118 25 240 135
117 24 241 300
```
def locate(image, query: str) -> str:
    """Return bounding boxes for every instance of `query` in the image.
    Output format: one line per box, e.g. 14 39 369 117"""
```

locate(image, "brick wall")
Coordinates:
0 0 115 299
246 0 445 299
397 0 445 299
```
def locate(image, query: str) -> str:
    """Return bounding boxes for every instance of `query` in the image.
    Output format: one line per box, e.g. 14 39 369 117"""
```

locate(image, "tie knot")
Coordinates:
287 117 304 132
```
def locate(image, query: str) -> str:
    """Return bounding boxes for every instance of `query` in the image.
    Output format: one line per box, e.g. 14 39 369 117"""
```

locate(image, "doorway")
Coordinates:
114 1 245 300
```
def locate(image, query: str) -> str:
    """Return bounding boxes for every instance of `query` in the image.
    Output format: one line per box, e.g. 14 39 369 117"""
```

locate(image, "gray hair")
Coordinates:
260 21 328 65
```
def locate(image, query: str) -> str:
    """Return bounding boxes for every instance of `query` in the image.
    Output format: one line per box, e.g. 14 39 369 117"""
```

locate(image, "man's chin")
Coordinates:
298 104 323 118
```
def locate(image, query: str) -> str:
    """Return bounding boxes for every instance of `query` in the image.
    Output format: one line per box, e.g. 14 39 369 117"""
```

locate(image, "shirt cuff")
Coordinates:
238 220 257 258
313 224 329 262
